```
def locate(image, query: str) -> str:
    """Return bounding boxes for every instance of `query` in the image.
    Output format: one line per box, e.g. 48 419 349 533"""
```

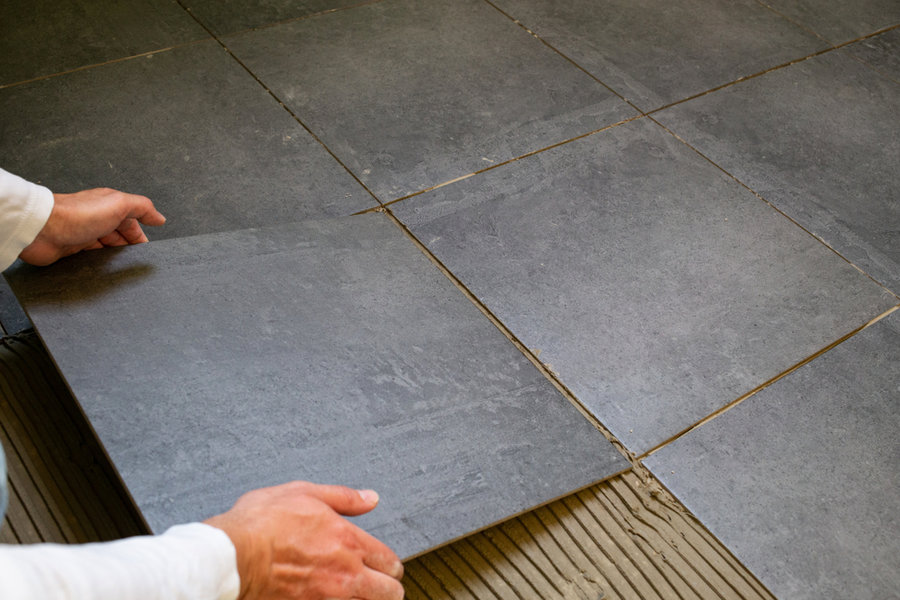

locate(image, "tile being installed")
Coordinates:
655 49 900 294
4 213 627 560
757 0 900 44
391 118 897 455
489 0 826 111
0 0 206 86
183 0 369 35
226 0 636 202
644 309 900 599
848 28 900 82
0 40 372 241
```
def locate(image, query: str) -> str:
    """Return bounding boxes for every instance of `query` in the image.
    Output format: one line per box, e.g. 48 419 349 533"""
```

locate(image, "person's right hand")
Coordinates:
204 481 404 600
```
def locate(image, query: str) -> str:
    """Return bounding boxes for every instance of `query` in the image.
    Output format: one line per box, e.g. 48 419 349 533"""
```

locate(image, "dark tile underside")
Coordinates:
5 214 627 559
391 117 896 454
645 309 900 599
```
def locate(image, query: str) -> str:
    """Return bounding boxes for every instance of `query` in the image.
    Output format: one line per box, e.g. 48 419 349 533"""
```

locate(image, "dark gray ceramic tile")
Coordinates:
0 279 30 335
391 118 897 455
849 28 900 82
489 0 827 111
644 309 900 599
0 0 206 87
226 0 636 202
0 41 373 241
5 214 627 559
184 0 370 35
759 0 900 44
655 49 900 294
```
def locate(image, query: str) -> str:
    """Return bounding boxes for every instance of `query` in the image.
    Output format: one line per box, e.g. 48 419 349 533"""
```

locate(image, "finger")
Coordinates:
98 231 129 247
120 193 166 227
353 568 406 600
353 527 404 579
115 218 150 244
292 483 380 516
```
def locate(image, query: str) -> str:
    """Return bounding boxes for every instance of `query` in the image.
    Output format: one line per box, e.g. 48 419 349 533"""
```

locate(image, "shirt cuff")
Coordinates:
0 168 54 271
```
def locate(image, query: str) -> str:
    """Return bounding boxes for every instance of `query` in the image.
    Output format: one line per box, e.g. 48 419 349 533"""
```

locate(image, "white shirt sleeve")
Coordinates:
0 523 240 600
0 167 55 271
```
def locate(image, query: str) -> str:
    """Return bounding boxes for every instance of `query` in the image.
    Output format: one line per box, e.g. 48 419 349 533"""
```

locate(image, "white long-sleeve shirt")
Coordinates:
0 167 240 599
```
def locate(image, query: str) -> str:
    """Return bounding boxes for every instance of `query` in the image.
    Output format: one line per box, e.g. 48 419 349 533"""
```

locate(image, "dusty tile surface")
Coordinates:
645 309 900 600
0 41 373 240
848 28 900 81
655 49 900 294
391 118 897 454
490 0 826 111
226 0 636 201
758 0 900 44
5 214 627 559
0 0 206 86
184 0 367 35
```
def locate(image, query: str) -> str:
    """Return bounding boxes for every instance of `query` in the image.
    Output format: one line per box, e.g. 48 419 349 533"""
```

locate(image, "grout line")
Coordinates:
648 116 900 300
482 0 645 115
0 42 207 90
382 115 644 208
380 208 639 469
639 303 900 459
171 0 385 207
648 24 900 116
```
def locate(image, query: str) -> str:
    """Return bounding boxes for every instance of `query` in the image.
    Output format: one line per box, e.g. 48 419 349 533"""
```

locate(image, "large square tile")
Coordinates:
848 28 900 82
0 0 206 87
644 309 900 599
655 49 900 294
183 0 367 35
0 41 372 241
391 118 897 454
226 0 636 201
758 0 900 44
5 213 628 559
490 0 826 111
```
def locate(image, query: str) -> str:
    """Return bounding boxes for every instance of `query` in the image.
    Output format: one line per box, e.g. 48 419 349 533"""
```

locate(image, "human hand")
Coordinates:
19 187 166 266
204 481 404 600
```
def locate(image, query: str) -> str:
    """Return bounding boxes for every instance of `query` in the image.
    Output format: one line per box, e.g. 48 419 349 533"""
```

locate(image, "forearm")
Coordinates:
0 168 54 271
0 523 240 600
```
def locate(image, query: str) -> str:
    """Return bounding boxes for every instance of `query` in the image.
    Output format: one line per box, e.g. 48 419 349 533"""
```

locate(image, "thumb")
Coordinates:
118 192 167 227
295 483 380 516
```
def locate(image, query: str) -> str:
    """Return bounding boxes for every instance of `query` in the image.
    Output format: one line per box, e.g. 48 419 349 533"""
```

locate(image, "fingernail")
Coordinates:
359 489 379 504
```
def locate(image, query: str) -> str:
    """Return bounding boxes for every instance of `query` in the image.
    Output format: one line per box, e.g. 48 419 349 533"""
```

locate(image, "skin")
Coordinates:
20 187 405 599
206 482 404 600
19 188 166 266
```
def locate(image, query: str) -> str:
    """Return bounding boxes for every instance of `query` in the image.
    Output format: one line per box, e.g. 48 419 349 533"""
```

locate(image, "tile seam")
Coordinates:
647 116 900 299
170 0 386 208
639 303 900 459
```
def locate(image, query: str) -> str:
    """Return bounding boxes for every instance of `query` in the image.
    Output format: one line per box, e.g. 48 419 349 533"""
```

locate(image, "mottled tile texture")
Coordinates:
6 215 627 559
0 0 206 86
645 310 900 600
490 0 826 110
0 41 373 240
758 0 900 44
392 118 896 454
655 49 900 294
227 0 636 201
186 0 367 35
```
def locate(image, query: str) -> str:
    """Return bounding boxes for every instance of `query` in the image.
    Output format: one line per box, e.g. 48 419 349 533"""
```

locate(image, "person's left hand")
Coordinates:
19 187 166 266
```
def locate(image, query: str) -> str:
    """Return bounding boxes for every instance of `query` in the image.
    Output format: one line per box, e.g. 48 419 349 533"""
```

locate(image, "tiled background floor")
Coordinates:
2 1 898 598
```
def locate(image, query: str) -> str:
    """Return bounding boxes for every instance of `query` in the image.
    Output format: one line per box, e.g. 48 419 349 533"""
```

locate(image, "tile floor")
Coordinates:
2 0 898 597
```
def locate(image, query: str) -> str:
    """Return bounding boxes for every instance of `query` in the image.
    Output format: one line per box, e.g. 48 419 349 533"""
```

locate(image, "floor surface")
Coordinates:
1 1 898 597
